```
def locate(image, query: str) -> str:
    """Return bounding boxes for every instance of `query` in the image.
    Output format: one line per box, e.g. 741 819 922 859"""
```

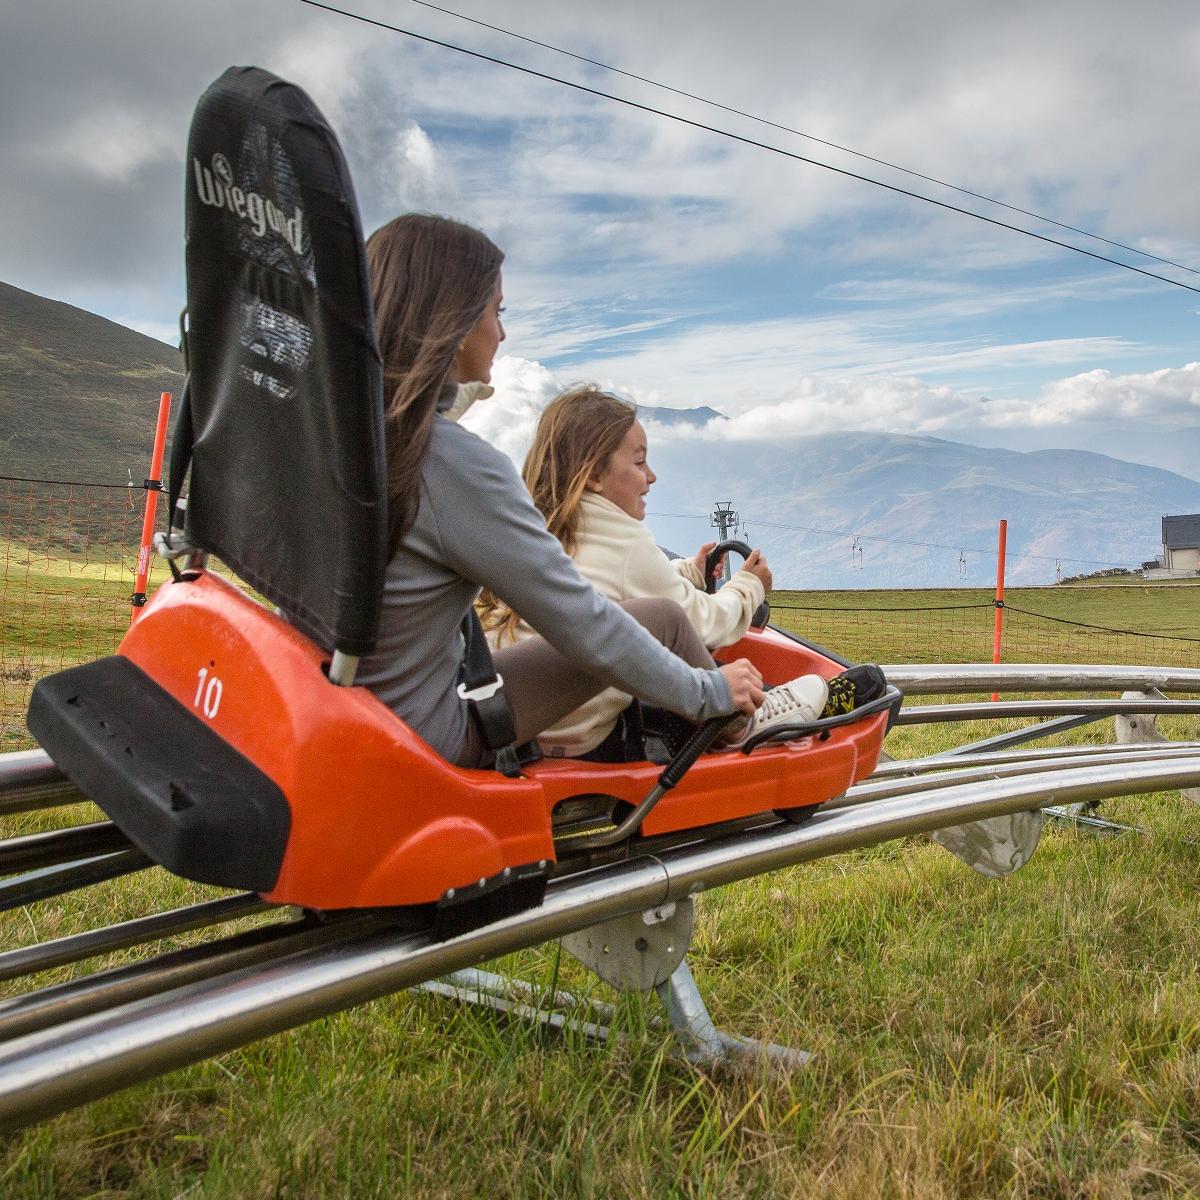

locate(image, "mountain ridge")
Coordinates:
645 429 1200 586
3 280 1198 587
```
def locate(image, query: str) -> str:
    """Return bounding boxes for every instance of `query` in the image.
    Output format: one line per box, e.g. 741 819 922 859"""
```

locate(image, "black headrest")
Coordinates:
172 66 386 657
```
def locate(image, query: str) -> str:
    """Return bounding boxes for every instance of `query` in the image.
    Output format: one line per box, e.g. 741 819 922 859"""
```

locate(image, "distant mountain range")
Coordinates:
644 431 1200 586
637 404 724 429
936 420 1200 487
3 279 1198 587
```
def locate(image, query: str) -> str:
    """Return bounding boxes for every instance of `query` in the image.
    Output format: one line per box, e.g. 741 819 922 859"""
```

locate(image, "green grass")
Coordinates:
6 797 1200 1198
0 554 150 749
3 571 1200 1196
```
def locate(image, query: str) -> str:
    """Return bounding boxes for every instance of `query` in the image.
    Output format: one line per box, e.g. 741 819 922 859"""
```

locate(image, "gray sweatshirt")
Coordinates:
353 390 735 762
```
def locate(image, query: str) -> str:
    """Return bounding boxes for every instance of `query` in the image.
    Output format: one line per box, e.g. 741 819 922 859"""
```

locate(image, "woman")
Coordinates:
352 213 772 768
480 386 828 759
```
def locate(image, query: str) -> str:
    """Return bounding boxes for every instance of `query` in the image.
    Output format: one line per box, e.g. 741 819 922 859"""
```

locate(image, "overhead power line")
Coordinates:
405 0 1200 280
298 0 1200 296
647 509 1139 570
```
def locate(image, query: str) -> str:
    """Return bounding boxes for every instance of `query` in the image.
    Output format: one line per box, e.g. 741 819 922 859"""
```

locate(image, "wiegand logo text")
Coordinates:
192 154 305 253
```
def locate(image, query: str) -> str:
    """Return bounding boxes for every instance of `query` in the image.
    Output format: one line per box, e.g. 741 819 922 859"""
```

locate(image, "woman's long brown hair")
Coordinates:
366 213 503 556
479 385 636 644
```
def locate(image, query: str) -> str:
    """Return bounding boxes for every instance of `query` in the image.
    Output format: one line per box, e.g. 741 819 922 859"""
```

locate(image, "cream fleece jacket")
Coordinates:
490 492 765 757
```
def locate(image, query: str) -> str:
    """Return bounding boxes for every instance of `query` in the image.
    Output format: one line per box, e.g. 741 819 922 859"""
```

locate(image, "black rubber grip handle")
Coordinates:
658 716 732 790
704 539 754 594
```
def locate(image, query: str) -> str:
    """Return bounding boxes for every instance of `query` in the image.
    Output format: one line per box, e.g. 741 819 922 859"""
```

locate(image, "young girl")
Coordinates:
480 386 829 760
349 213 776 768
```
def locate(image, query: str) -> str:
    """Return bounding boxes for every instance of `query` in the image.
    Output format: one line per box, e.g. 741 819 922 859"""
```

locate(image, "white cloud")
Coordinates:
272 25 374 123
1028 362 1200 426
459 356 560 460
386 122 445 210
685 376 971 438
554 309 1134 414
663 361 1200 439
460 355 1200 466
30 104 177 182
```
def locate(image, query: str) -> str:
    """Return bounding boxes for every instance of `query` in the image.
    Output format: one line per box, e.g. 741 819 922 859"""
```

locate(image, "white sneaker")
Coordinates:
743 674 829 742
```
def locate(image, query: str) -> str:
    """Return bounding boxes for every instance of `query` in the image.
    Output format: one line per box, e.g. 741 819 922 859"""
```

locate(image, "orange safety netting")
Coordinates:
5 482 1200 753
770 602 995 665
771 602 1200 669
1 478 162 751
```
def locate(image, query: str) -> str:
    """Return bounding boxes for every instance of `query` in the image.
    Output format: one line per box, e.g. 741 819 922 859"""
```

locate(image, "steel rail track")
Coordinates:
0 749 82 817
0 822 133 875
882 664 1200 694
0 910 394 1042
0 850 152 912
870 741 1200 776
1 754 1199 1131
894 697 1200 724
0 893 267 983
832 744 1200 807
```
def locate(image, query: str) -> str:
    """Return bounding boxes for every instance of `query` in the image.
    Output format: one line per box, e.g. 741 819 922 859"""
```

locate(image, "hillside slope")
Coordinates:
0 281 183 482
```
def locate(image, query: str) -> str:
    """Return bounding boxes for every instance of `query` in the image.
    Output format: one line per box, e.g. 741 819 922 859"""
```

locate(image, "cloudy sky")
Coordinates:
3 0 1200 563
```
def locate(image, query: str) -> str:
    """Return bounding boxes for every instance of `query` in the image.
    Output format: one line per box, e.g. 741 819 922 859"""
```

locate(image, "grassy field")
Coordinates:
770 585 1200 672
3 579 1200 1196
0 550 253 750
772 584 1200 637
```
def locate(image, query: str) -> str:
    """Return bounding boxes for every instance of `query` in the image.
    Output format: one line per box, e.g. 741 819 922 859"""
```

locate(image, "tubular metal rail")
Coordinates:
1 662 1199 1132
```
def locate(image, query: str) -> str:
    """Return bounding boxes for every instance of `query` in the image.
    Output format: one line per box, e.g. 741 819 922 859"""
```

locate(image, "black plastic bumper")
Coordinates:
27 656 290 892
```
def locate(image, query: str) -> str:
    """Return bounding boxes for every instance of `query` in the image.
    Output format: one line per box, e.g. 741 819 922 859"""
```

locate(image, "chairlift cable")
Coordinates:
297 0 1200 295
403 0 1200 279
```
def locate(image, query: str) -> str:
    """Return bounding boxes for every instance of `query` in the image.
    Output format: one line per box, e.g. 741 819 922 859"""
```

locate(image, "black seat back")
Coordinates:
171 66 386 656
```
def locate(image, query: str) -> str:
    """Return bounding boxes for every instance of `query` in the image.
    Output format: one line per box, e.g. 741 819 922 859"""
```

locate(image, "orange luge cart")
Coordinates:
27 66 899 938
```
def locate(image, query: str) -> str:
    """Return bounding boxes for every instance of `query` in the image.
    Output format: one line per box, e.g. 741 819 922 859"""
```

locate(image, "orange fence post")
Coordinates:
130 391 173 621
992 518 1007 701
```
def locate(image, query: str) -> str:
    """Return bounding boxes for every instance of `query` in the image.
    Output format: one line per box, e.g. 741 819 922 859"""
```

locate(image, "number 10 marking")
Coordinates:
194 667 223 719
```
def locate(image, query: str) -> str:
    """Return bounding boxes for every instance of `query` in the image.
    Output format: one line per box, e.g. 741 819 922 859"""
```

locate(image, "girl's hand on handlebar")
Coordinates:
719 658 765 717
692 541 724 583
741 549 773 592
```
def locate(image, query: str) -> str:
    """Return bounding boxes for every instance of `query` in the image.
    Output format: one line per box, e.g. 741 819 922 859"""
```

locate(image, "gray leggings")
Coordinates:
456 596 717 768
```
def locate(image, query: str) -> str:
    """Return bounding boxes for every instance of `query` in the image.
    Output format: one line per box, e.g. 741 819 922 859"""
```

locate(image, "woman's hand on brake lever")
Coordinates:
719 658 764 717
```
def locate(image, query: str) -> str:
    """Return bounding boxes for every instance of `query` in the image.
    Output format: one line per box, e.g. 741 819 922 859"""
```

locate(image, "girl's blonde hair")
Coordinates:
479 385 637 643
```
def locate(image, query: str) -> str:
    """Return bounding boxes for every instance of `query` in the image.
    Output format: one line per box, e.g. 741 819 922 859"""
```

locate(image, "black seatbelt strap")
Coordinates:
167 310 194 545
166 377 194 540
458 608 527 777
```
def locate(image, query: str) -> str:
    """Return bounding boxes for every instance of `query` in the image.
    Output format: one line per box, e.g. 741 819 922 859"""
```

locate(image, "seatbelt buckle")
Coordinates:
457 674 505 703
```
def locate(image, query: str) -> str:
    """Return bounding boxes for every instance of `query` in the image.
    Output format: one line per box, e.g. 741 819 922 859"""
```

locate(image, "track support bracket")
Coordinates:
421 898 808 1070
1116 689 1200 806
1046 688 1197 831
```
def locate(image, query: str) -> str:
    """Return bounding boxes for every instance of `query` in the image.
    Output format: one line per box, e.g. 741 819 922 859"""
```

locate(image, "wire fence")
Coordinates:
1 478 168 750
4 477 1200 752
770 602 1200 670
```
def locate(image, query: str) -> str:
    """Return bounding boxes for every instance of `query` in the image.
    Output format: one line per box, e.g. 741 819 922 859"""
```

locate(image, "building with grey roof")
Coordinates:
1144 513 1200 578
